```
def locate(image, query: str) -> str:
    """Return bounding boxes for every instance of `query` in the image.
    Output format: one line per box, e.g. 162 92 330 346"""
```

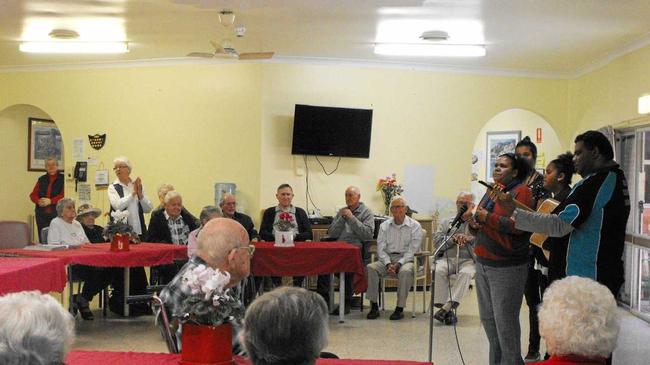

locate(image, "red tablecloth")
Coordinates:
252 241 367 293
65 351 431 365
0 257 67 295
0 243 186 267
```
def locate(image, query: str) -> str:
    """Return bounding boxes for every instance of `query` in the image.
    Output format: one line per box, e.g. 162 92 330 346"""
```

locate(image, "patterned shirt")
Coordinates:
165 211 190 245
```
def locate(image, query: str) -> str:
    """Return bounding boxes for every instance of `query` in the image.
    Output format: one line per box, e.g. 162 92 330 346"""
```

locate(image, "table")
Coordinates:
0 243 186 315
0 257 67 295
65 350 432 365
251 241 366 323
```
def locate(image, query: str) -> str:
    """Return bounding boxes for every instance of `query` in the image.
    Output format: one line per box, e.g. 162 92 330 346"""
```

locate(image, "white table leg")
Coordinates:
339 271 345 323
124 267 130 317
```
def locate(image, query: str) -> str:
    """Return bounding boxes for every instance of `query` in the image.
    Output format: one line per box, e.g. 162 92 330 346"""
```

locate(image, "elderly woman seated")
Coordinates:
535 276 619 365
187 205 222 257
147 190 199 284
241 287 329 365
153 183 199 226
47 198 89 246
0 291 75 365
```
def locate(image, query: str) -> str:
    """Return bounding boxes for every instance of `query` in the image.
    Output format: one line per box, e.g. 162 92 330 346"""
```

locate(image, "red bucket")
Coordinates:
180 322 235 365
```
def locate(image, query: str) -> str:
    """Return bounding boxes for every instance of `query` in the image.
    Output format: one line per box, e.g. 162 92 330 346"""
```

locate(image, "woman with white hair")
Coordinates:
0 291 75 365
242 287 329 365
107 156 153 239
535 276 619 365
47 198 89 246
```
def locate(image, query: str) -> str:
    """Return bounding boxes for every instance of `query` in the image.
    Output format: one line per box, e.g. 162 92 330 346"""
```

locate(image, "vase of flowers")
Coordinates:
273 212 296 247
104 210 138 251
376 173 404 215
178 264 243 365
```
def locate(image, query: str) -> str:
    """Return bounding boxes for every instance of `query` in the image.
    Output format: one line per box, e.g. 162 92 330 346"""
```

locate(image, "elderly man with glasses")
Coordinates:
159 218 254 354
365 196 423 320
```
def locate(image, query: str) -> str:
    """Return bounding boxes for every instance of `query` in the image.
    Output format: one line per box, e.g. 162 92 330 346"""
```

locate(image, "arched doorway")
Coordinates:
0 104 63 240
470 108 564 199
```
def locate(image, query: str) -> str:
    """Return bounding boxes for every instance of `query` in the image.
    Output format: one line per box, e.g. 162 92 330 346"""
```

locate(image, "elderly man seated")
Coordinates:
0 291 75 365
159 218 252 354
432 192 476 325
241 287 329 365
535 276 619 365
366 197 423 320
147 190 200 284
220 193 259 241
322 186 374 313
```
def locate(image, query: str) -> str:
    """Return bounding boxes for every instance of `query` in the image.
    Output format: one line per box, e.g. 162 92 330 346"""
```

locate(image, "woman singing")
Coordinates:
471 153 534 365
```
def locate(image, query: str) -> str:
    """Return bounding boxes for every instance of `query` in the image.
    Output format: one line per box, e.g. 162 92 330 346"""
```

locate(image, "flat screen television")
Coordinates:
291 104 373 158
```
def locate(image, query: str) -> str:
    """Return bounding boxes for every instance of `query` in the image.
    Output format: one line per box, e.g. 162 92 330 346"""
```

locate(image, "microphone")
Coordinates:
446 204 468 235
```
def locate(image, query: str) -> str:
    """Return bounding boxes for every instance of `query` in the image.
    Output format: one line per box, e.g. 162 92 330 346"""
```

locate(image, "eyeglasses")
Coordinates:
390 205 406 209
113 165 129 171
234 244 255 257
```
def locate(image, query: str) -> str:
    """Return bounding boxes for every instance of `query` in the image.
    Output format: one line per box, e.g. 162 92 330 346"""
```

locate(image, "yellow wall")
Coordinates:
0 105 54 232
259 63 569 216
0 64 263 228
0 61 569 226
569 46 650 136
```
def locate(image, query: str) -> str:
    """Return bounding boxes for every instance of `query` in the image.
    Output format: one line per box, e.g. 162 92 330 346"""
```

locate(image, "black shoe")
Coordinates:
366 302 380 319
330 305 351 315
444 311 458 325
389 307 404 320
433 308 448 323
524 351 540 363
74 295 94 321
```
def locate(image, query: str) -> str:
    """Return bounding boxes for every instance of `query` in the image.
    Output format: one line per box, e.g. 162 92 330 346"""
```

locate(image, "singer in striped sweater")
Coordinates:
470 152 534 365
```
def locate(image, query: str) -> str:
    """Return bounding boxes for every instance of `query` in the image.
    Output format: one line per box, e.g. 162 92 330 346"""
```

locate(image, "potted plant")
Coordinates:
376 173 404 215
103 210 138 251
273 212 296 247
178 264 244 365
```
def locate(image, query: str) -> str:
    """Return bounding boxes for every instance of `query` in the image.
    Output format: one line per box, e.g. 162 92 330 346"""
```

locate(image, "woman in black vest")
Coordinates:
29 157 64 243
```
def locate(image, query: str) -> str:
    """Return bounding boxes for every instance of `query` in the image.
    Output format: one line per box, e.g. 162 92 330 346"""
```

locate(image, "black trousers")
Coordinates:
35 210 56 243
524 262 549 353
73 265 118 302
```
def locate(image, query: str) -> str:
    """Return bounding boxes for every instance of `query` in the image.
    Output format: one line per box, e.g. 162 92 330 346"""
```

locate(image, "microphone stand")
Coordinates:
427 223 462 363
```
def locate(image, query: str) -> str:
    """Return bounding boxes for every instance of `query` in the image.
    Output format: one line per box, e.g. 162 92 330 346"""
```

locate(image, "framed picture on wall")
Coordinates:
486 130 521 182
28 117 64 171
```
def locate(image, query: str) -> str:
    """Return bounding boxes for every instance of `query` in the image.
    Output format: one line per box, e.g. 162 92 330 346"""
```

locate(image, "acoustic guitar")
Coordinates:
478 180 557 260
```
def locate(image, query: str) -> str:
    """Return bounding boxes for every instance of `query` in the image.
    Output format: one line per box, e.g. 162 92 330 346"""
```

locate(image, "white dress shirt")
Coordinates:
48 217 89 245
108 179 153 235
376 215 423 265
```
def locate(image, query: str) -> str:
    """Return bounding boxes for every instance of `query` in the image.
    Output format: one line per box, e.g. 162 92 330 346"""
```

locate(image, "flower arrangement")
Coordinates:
376 173 404 215
178 264 244 326
274 212 296 232
103 210 139 243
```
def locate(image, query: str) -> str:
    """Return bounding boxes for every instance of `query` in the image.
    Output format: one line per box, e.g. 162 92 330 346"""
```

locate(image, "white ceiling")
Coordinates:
2 0 650 77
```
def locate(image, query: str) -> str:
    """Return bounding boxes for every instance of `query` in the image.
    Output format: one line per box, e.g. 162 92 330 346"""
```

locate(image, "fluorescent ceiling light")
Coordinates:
374 43 486 57
376 19 484 44
19 41 129 54
639 95 650 114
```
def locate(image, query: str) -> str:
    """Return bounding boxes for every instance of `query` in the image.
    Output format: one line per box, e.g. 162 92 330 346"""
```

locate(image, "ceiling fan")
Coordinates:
187 40 274 60
186 9 274 60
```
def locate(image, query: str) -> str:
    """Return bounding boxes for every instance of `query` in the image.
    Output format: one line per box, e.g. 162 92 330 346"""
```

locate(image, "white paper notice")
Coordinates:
78 183 91 202
72 138 84 161
403 165 435 216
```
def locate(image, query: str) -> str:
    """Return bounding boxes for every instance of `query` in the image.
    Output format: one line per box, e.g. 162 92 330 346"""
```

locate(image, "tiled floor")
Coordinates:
71 285 648 364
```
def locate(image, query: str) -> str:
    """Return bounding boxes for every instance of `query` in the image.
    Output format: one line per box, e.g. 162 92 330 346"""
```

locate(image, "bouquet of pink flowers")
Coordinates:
274 212 296 232
178 264 243 326
376 173 404 215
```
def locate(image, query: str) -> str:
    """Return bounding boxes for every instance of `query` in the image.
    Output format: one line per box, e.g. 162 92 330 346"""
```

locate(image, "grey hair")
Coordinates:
457 191 475 202
390 195 406 206
346 186 361 195
199 205 222 223
539 276 619 358
218 193 236 207
157 184 174 199
163 190 182 204
44 157 58 166
0 291 75 365
112 156 132 170
55 198 75 217
242 287 328 365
